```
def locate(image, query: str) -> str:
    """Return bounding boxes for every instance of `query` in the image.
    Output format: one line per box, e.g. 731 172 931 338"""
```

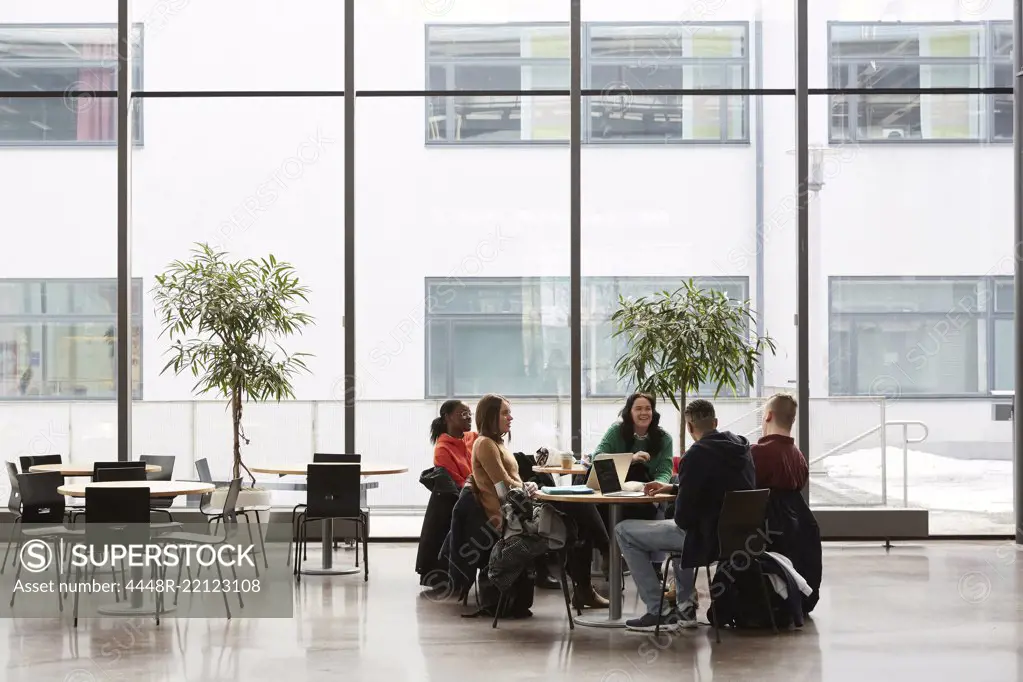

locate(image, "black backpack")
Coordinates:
706 556 794 630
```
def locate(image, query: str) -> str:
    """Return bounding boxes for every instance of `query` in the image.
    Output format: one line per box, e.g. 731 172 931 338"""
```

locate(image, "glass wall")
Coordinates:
807 3 1014 535
0 0 1015 537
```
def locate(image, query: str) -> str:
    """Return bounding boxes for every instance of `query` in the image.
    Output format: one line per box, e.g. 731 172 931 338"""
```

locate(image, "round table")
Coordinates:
532 465 588 476
58 480 214 498
56 480 216 617
249 464 408 476
251 463 408 576
31 463 162 476
533 491 674 628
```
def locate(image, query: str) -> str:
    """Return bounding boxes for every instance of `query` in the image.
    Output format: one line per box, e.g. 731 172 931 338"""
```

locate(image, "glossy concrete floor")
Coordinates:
4 541 1022 682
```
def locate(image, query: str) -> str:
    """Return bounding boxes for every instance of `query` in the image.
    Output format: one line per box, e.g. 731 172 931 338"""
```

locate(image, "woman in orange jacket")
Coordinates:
429 400 477 488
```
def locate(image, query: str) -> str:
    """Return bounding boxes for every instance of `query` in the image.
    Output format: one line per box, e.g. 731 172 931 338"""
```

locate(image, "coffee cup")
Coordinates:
560 453 575 469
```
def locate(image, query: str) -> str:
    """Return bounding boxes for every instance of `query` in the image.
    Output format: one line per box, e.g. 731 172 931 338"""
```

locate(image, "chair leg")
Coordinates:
241 512 260 578
214 559 231 619
0 517 20 574
492 593 504 629
361 521 368 582
73 564 80 628
655 555 671 638
755 561 779 634
707 565 720 643
558 550 574 630
253 511 269 569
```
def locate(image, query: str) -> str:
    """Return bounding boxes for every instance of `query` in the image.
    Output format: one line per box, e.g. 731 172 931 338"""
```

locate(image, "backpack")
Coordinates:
706 556 795 630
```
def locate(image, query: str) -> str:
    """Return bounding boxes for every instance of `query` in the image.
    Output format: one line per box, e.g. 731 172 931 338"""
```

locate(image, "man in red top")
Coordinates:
752 393 807 491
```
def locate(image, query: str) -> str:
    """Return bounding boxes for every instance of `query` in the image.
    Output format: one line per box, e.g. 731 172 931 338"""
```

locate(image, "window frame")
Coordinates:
828 275 1010 399
827 20 1009 145
0 278 143 400
424 21 751 147
0 22 145 148
424 275 751 400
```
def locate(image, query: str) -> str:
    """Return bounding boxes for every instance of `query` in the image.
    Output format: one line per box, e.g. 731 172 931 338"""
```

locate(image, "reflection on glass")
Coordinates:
0 25 143 144
829 21 1010 142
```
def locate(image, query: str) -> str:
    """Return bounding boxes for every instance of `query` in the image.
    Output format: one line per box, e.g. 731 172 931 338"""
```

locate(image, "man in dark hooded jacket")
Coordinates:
615 399 755 632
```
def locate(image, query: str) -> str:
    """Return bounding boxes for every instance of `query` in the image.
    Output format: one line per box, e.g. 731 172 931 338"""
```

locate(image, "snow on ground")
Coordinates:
821 447 1012 514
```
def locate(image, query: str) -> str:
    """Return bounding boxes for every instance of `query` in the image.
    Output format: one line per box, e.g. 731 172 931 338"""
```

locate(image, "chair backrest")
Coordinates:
19 454 62 473
139 455 175 482
306 463 361 519
716 489 772 557
313 453 361 463
92 461 146 478
94 467 148 483
85 486 152 524
84 487 152 547
6 462 22 512
194 458 215 510
220 477 243 526
16 471 66 523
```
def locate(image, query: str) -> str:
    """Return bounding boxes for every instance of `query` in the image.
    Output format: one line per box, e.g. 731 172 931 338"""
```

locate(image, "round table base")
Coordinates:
574 614 631 628
300 566 361 576
96 603 176 616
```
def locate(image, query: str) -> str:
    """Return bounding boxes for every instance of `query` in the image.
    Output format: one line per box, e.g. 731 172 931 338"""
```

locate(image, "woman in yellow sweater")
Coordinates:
471 393 608 609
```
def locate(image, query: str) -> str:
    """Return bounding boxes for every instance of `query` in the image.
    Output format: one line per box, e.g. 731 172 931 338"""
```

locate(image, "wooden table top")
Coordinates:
58 480 215 498
532 465 588 475
533 491 674 504
249 463 409 476
29 463 162 476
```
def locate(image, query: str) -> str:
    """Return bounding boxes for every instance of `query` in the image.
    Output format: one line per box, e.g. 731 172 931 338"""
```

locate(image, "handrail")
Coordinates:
810 420 928 507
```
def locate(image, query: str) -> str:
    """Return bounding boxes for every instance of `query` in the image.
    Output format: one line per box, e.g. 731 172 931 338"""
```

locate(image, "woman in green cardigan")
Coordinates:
593 392 674 486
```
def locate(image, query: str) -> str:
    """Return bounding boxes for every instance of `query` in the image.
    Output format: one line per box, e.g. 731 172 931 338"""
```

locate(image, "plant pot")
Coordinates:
210 486 271 512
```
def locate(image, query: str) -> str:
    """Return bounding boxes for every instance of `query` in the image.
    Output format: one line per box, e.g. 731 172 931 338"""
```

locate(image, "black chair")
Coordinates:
193 459 269 572
1 462 22 574
139 455 176 515
655 489 776 641
92 461 146 477
295 464 367 582
157 477 244 619
18 454 63 473
72 486 156 627
9 472 82 614
94 467 148 483
288 454 362 563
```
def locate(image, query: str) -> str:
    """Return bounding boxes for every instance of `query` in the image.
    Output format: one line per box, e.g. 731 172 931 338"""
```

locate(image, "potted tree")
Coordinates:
610 279 776 451
152 242 314 510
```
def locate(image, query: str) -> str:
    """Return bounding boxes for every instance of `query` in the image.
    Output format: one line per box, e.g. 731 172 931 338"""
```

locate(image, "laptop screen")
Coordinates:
593 458 622 493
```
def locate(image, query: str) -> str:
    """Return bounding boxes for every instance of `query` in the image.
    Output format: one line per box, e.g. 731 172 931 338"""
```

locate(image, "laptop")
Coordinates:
584 453 633 491
592 456 645 498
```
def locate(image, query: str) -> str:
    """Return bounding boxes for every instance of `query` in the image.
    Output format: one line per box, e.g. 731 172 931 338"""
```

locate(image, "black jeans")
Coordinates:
552 502 608 588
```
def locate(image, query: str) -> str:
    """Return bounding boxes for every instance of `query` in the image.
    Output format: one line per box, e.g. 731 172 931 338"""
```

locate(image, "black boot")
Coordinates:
534 557 561 590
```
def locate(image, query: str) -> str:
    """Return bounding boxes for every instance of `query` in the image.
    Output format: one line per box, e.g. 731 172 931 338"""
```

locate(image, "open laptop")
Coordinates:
587 453 644 497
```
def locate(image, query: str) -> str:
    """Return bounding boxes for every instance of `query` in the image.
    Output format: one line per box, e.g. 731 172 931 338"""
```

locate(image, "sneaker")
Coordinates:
625 611 676 632
676 601 698 629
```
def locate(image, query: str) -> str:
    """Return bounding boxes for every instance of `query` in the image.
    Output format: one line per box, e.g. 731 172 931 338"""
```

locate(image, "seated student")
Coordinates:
472 393 609 610
593 392 674 488
752 393 808 491
430 400 477 489
753 393 822 614
615 399 755 632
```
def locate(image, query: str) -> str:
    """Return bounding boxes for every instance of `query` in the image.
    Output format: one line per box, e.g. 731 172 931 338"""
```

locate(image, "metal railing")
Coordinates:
809 420 929 507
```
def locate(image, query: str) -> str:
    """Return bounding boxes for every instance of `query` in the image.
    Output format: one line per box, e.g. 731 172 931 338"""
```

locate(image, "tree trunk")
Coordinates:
678 389 687 453
232 388 242 481
231 385 257 488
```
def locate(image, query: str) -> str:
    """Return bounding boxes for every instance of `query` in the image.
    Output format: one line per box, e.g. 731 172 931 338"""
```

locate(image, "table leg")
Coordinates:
97 563 176 616
575 504 630 628
300 518 359 576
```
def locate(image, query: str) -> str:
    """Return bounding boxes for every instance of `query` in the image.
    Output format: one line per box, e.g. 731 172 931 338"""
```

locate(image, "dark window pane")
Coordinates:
427 25 568 60
0 283 42 315
427 320 449 397
995 279 1014 313
451 321 569 397
832 279 984 313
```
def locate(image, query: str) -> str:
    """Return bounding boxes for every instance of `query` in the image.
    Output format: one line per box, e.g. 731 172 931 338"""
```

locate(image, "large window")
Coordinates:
828 22 1011 143
829 277 1016 397
0 24 143 145
425 276 749 398
425 22 749 144
0 279 142 399
586 23 748 143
